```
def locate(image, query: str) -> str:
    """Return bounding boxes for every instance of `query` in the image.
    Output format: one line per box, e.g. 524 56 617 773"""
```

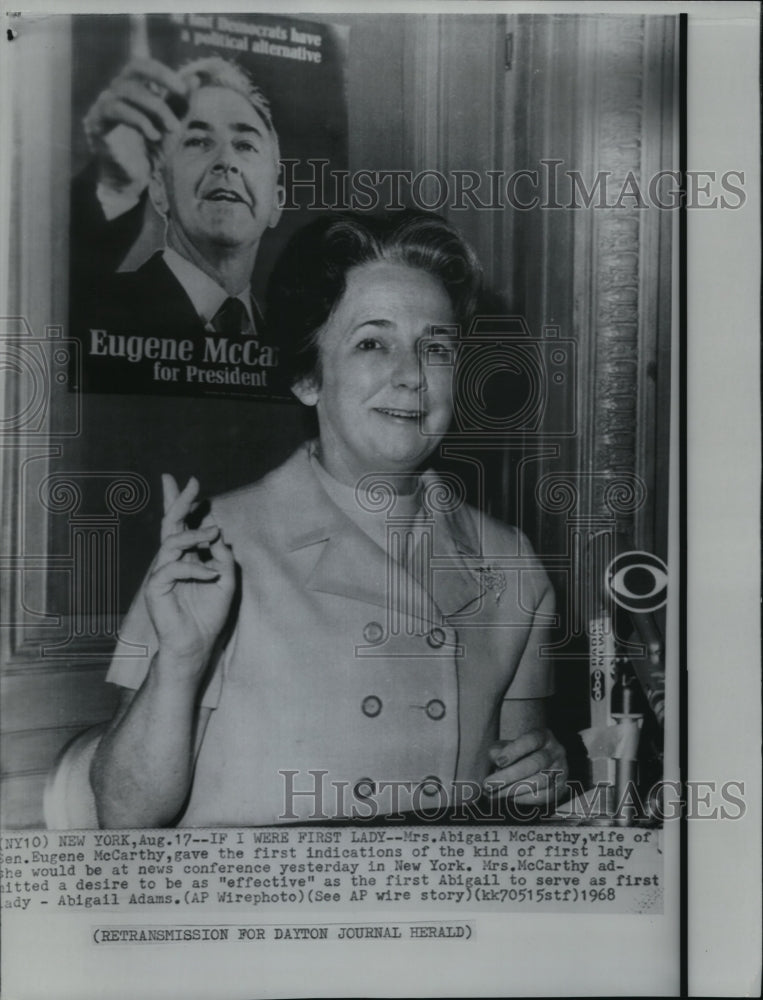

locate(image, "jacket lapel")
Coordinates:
304 525 396 611
280 448 393 611
279 447 487 620
428 499 488 620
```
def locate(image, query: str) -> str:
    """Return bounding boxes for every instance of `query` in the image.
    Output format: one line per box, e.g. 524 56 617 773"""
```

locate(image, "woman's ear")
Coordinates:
291 376 320 407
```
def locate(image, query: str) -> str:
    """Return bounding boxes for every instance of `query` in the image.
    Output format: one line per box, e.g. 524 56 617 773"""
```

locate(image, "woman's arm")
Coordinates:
481 563 568 812
90 475 234 828
91 664 214 828
484 697 568 813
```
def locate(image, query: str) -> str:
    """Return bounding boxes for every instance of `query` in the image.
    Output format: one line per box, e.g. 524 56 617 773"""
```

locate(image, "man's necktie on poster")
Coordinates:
211 297 250 337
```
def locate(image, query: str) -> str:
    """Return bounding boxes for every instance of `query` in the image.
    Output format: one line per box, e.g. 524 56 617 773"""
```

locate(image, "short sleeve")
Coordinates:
105 577 224 710
504 580 556 699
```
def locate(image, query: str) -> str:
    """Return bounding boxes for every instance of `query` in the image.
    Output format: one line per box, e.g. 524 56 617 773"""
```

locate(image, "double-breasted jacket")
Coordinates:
107 444 556 825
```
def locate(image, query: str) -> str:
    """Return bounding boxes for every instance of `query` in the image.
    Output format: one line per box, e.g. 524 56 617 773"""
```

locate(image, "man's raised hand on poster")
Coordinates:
83 58 188 208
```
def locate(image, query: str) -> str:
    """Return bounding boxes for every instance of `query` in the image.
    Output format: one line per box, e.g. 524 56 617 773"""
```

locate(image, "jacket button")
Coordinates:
425 699 446 720
426 626 447 648
420 775 444 797
354 777 376 799
362 695 382 717
363 621 384 644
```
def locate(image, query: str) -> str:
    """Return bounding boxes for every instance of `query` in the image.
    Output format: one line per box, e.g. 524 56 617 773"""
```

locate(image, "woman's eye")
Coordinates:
356 338 382 351
235 140 257 153
183 136 209 149
424 342 453 360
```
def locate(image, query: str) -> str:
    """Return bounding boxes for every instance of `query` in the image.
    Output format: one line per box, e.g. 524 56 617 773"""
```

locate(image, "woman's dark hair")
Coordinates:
265 210 483 387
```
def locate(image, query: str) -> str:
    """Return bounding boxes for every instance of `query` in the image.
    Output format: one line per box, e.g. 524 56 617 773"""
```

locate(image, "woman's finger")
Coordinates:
161 473 180 513
208 530 234 563
149 548 234 591
161 475 199 538
152 525 220 570
488 729 547 769
483 745 556 794
148 559 222 596
508 769 568 805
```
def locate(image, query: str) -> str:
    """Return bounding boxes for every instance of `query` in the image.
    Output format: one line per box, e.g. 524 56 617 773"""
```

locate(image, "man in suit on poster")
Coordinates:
72 56 285 395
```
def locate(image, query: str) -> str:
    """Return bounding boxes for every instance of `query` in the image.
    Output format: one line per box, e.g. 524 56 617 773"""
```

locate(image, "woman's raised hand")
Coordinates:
145 474 236 682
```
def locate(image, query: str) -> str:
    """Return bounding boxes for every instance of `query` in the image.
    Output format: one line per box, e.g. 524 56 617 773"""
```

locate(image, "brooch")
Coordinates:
478 565 507 605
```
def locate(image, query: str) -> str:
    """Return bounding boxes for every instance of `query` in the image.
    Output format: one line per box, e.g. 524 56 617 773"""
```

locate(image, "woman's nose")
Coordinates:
392 349 427 390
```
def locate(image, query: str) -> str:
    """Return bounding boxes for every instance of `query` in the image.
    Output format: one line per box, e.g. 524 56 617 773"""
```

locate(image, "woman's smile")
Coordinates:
292 259 456 488
373 406 425 420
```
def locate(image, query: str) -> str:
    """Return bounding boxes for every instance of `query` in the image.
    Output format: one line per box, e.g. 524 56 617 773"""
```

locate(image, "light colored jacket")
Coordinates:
106 444 555 825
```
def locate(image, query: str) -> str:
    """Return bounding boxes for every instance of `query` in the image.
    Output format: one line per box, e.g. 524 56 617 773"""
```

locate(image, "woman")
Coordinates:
90 211 567 827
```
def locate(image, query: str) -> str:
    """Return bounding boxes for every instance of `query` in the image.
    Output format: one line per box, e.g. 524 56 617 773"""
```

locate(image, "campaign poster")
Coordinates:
70 12 348 400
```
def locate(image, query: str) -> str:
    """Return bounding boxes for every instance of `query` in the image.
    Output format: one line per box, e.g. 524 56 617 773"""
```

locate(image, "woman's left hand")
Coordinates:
484 728 569 807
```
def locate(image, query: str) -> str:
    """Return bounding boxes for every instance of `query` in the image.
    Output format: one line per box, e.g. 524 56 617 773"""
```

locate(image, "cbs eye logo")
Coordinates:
606 551 668 613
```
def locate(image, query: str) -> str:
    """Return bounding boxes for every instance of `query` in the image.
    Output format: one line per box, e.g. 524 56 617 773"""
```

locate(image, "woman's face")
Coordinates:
293 260 456 487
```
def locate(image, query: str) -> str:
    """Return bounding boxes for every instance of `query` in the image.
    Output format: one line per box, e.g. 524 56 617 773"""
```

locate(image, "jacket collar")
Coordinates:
275 444 483 619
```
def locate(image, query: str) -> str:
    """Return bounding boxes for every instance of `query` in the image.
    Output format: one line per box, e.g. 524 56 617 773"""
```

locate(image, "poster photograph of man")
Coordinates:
69 12 347 400
73 54 286 396
0 4 759 999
